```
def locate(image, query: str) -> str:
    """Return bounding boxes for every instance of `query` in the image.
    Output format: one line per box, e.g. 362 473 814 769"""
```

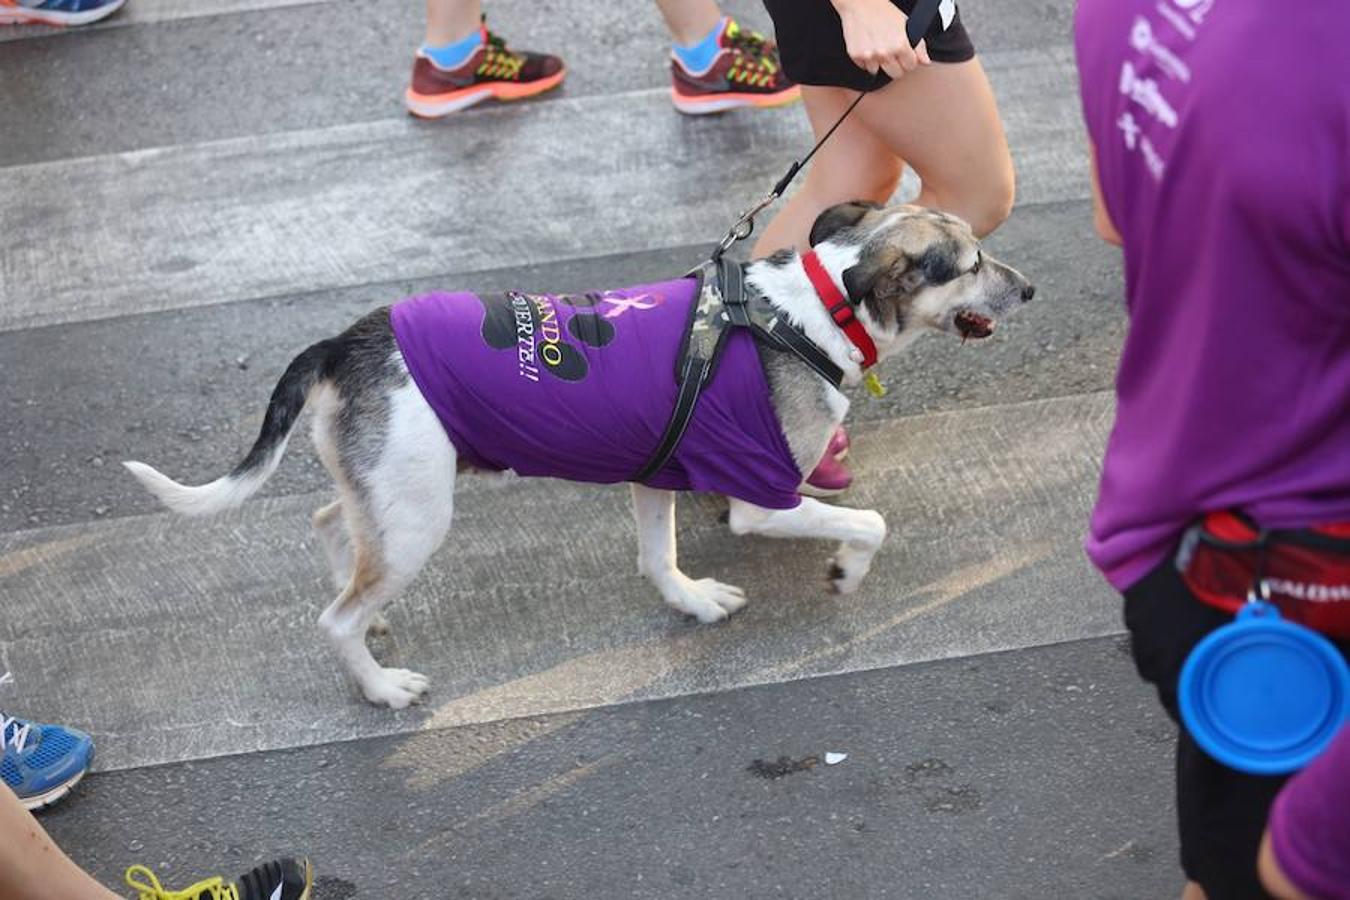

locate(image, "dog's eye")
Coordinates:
970 252 983 275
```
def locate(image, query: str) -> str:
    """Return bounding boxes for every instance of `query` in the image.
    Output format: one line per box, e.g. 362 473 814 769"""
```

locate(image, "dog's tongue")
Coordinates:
954 311 994 340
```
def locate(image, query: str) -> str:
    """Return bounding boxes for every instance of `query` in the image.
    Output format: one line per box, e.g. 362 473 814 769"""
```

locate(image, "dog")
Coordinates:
123 201 1034 708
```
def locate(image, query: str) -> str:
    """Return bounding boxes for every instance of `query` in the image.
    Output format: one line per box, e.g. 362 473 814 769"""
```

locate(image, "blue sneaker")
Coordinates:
0 0 127 27
1 711 95 810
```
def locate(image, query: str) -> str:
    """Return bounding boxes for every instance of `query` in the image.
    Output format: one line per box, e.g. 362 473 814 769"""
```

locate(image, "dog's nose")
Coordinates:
1021 285 1036 302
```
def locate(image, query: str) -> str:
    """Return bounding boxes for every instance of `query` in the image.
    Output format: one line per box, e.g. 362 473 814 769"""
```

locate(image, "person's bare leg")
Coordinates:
1181 881 1208 900
753 84 904 256
0 785 120 900
851 58 1013 236
653 0 724 46
753 58 1013 255
424 0 482 47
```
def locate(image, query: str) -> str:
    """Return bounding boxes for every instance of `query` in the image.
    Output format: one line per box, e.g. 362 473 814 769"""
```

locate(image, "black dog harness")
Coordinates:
633 257 845 483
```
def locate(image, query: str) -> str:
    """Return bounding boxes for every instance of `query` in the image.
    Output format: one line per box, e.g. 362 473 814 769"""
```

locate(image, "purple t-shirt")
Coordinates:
1269 725 1350 899
389 278 803 509
1075 0 1350 589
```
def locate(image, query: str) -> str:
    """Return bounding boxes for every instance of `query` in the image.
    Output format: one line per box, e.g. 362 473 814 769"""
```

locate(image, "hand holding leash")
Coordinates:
711 0 942 259
835 0 933 78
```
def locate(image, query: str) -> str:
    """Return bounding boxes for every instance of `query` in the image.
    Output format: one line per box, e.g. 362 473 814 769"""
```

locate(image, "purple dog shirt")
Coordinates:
389 278 803 510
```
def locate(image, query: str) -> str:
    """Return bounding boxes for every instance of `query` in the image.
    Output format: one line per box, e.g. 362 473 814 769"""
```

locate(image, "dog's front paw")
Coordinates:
361 667 429 709
662 574 747 623
828 545 875 595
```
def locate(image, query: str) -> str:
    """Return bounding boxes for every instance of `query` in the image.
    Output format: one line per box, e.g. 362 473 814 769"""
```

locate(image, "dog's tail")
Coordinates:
123 339 337 517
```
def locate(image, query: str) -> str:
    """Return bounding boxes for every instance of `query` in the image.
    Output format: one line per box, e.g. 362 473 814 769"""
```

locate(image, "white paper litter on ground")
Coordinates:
825 752 847 765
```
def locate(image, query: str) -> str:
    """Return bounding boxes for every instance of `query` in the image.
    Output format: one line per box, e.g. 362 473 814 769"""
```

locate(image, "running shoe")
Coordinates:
0 0 127 27
405 24 566 118
670 18 800 115
125 858 314 900
1 711 95 810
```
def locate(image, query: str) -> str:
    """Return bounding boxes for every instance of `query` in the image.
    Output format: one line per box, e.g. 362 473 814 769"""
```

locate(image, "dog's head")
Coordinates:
809 201 1034 349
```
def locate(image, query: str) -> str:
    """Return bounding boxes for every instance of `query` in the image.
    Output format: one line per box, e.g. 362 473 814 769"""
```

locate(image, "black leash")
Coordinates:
710 0 942 259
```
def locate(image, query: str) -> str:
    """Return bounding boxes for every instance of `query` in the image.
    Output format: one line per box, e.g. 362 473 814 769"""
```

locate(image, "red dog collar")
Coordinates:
801 250 877 369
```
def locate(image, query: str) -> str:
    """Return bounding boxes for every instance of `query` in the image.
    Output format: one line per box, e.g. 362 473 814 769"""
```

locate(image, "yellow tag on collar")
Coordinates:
863 372 887 397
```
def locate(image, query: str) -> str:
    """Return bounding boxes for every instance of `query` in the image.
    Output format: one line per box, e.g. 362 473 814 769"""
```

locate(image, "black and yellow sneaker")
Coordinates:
670 18 800 115
124 857 313 900
405 24 566 118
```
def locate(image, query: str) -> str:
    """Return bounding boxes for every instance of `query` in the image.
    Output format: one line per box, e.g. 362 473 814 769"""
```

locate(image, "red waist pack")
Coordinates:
1176 511 1350 638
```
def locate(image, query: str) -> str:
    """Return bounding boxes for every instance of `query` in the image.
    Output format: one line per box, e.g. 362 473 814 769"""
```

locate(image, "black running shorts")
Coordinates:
762 0 976 91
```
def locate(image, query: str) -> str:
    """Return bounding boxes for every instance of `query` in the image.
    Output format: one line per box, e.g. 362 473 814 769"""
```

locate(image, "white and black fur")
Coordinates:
124 202 1034 708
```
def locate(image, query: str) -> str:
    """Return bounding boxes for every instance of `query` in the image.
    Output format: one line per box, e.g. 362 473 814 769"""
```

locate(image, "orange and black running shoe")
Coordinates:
405 25 566 118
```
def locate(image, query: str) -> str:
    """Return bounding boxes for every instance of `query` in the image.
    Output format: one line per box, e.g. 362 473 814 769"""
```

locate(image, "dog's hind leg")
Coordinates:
727 497 886 595
631 484 746 623
313 499 390 636
316 379 457 709
313 500 352 589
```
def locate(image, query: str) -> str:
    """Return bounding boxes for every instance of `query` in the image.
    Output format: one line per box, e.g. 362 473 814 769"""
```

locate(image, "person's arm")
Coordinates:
1259 725 1350 900
1088 142 1122 246
1258 831 1310 900
0 784 121 900
829 0 931 80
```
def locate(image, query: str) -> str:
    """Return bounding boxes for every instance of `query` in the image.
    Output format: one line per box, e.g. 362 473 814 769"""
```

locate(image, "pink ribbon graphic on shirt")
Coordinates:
601 293 661 319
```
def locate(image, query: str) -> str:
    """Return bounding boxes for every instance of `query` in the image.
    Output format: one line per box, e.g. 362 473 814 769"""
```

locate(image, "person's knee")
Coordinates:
964 172 1015 237
971 190 1014 237
925 165 1015 237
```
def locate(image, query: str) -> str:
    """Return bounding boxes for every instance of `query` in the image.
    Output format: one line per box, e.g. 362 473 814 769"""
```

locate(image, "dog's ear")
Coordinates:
841 242 915 311
841 261 886 304
809 201 883 247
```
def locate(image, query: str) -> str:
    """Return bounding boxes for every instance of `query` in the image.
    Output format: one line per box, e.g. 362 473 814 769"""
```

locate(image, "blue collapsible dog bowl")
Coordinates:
1179 600 1350 775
